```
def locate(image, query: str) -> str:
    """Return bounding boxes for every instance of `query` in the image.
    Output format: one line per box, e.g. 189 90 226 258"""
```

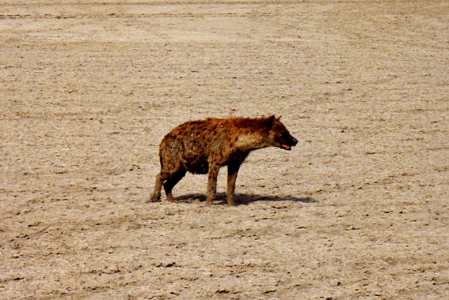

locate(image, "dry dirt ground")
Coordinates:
1 1 448 299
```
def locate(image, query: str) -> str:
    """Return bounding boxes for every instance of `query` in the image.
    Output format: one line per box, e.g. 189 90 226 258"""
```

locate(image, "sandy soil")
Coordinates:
1 1 448 299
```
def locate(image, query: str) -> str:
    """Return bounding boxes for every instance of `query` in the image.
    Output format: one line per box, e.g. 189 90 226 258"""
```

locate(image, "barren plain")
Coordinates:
1 1 448 299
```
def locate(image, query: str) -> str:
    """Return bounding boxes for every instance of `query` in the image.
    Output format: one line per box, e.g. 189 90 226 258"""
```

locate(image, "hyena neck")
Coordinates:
235 131 268 152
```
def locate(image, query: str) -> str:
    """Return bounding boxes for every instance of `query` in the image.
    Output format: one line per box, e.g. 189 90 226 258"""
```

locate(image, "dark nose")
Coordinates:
292 137 298 146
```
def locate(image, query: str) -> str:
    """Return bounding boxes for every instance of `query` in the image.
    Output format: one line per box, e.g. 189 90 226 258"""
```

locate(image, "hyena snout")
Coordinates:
292 136 298 146
281 135 298 151
277 132 298 151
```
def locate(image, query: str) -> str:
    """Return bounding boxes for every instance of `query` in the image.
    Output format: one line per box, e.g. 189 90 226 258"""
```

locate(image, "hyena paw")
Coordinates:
148 195 161 203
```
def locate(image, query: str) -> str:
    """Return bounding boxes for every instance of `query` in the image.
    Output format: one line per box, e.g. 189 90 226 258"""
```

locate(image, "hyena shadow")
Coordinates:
175 193 317 205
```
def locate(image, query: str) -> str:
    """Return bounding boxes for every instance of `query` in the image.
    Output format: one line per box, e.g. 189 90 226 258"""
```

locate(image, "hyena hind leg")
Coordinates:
163 170 186 202
226 162 241 206
149 172 163 202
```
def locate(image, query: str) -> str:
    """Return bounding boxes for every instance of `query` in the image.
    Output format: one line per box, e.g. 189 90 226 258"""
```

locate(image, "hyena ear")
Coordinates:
265 115 276 127
277 115 282 120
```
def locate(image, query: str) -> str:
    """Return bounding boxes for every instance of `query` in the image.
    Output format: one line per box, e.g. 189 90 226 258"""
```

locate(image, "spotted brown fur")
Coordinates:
150 115 298 206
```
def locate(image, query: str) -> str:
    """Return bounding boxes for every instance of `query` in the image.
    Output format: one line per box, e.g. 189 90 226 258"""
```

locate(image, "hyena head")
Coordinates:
264 115 298 151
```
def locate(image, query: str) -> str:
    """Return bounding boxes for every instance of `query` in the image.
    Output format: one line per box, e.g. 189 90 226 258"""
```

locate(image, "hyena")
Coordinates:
150 115 298 206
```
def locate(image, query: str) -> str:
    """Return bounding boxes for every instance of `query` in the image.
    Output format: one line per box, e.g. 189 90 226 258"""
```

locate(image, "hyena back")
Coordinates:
150 115 298 206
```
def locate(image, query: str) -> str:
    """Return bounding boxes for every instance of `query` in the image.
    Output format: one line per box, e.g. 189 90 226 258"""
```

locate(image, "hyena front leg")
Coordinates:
206 163 220 206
